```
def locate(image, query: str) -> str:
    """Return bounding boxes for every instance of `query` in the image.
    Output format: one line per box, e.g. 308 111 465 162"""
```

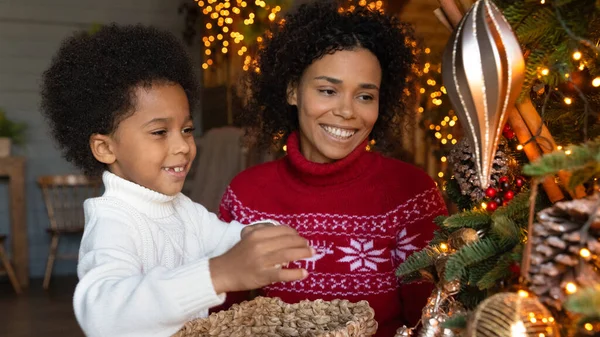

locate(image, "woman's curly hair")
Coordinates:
40 24 199 176
240 0 416 151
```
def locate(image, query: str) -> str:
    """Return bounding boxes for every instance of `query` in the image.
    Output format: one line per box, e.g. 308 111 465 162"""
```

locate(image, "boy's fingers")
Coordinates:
270 268 309 284
248 225 299 239
265 247 314 267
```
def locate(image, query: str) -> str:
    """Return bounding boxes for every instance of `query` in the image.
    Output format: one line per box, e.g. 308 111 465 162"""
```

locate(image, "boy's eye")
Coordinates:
151 130 167 136
182 126 196 134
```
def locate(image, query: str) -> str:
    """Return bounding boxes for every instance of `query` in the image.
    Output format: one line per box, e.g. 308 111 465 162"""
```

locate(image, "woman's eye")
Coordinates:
319 89 336 96
151 130 167 136
359 95 374 101
183 127 196 134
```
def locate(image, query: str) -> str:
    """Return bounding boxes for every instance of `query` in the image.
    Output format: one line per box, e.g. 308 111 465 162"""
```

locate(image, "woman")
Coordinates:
219 1 447 335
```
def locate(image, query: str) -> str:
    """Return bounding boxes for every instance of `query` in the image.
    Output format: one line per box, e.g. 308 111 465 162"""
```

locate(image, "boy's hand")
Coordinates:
210 225 314 294
241 221 276 238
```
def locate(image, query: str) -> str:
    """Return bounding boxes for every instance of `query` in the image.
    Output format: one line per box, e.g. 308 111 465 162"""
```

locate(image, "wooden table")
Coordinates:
0 157 27 288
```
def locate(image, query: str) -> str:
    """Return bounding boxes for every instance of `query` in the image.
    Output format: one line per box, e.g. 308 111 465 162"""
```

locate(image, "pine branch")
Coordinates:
396 247 443 279
564 285 600 317
441 210 492 231
444 238 504 281
493 191 534 227
442 313 468 330
489 214 521 246
523 138 600 179
476 252 515 290
430 230 450 246
458 287 487 309
467 256 500 286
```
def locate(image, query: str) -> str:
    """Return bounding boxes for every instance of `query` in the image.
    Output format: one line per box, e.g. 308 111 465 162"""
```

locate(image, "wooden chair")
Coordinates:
37 175 102 290
0 234 22 294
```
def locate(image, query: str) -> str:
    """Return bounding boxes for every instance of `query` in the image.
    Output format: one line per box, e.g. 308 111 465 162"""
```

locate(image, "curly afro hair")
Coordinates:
41 24 199 176
240 0 416 151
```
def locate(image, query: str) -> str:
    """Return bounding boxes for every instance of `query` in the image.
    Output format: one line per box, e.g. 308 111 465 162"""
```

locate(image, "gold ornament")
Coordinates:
395 326 414 337
467 292 560 337
442 0 525 188
448 228 480 250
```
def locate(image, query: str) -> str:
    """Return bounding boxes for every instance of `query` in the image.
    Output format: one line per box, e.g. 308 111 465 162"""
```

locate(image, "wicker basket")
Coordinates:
173 296 378 337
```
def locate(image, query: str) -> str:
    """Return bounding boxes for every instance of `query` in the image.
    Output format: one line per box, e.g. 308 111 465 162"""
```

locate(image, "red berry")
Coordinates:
509 262 521 275
487 201 498 211
503 124 512 133
504 130 515 139
485 187 497 198
504 190 515 201
516 177 525 187
499 176 509 183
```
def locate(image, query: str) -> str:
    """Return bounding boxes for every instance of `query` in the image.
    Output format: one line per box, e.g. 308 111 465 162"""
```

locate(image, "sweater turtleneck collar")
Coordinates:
102 171 176 219
284 131 374 187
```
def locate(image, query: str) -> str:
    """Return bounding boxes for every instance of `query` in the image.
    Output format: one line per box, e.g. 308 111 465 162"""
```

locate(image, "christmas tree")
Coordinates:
396 0 600 336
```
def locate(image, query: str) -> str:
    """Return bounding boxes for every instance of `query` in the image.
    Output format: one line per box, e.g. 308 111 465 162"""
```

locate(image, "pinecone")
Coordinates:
447 139 511 202
528 194 600 310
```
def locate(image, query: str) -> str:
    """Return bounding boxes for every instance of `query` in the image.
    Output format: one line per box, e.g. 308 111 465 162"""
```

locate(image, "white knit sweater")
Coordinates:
73 171 245 337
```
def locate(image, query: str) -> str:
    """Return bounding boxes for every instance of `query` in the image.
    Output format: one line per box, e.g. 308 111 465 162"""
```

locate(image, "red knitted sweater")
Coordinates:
218 132 447 336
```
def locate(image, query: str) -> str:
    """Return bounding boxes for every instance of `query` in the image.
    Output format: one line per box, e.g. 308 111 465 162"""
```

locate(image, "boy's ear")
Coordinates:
286 82 298 106
89 134 116 165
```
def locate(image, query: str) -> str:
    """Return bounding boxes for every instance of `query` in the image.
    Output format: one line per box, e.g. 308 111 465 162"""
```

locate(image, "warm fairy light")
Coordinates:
565 149 572 155
573 51 582 60
441 139 448 144
585 323 593 331
541 68 549 76
439 243 449 252
197 0 283 71
593 77 600 87
438 172 444 178
518 290 529 298
564 97 572 105
481 202 488 209
530 317 537 323
449 120 456 127
418 107 424 113
580 248 591 258
540 0 545 3
548 317 554 323
435 126 441 131
429 124 435 130
579 63 586 71
441 156 447 162
565 282 578 294
202 63 209 69
419 88 426 94
557 145 563 150
451 139 457 144
435 132 442 139
517 144 524 150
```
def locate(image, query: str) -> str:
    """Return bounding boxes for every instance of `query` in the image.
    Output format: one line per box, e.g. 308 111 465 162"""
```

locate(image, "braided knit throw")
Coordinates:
173 296 378 337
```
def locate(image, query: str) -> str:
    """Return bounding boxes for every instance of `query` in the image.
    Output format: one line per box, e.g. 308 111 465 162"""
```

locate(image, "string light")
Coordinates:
580 248 591 259
565 282 578 294
541 68 549 76
196 0 285 70
517 144 524 150
518 290 529 298
573 51 582 60
565 149 572 155
439 243 449 252
593 77 600 87
585 323 593 331
564 97 573 105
